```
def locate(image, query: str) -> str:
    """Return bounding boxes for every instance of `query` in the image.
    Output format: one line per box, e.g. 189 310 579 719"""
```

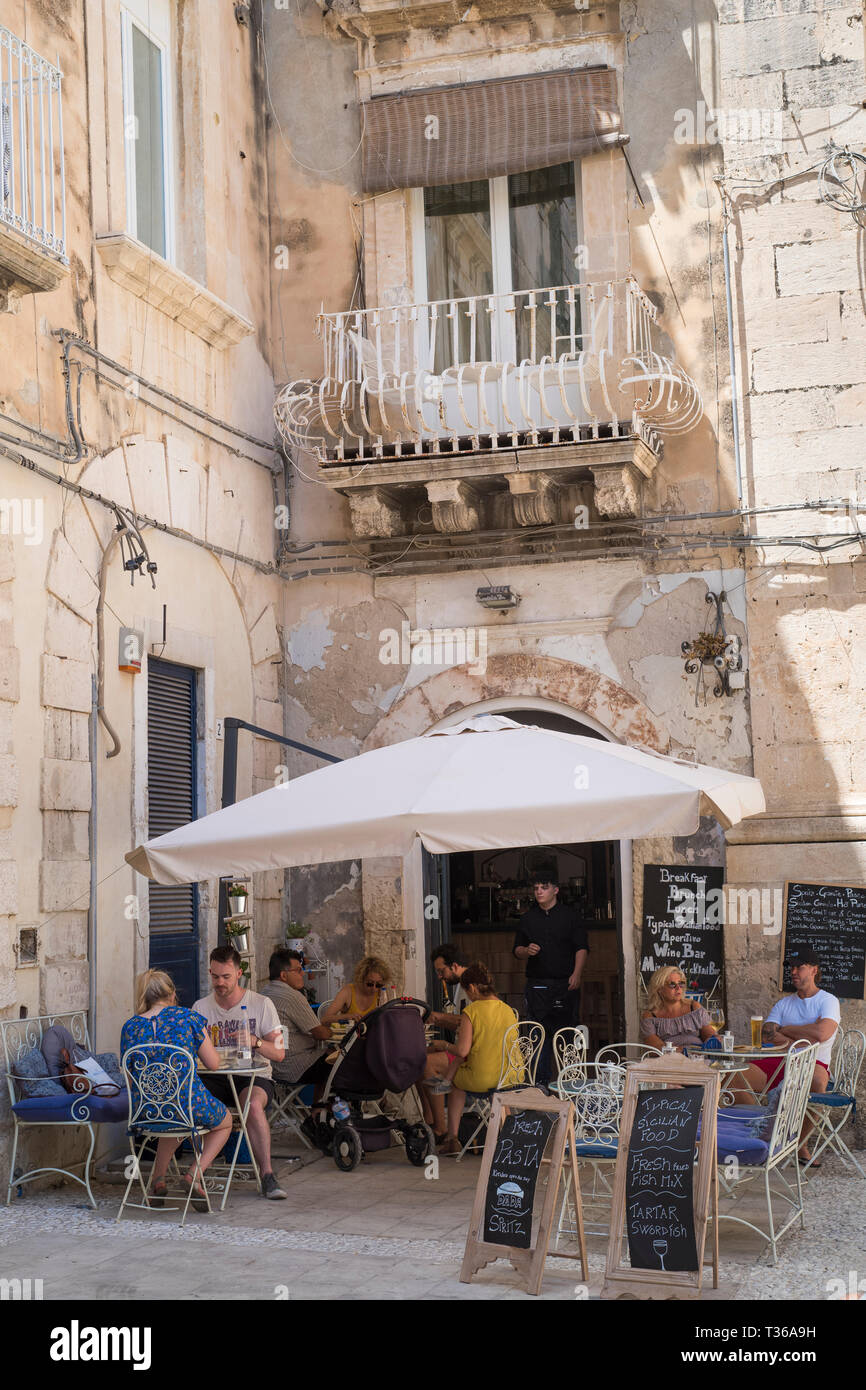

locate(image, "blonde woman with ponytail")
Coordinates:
121 969 232 1206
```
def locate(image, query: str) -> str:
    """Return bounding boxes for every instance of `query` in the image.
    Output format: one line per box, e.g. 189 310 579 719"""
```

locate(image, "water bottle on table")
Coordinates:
236 1004 252 1062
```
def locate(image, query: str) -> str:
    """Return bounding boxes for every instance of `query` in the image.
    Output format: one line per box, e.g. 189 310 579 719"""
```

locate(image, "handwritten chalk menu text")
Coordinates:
482 1109 556 1250
640 864 724 987
626 1087 703 1273
782 881 866 1000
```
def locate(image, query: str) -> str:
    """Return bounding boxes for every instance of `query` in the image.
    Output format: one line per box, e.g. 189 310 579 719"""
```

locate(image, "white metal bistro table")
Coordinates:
197 1057 268 1208
701 1056 750 1104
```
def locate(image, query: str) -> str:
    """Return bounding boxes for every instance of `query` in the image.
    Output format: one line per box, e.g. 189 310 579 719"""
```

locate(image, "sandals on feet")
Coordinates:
182 1173 209 1210
148 1179 168 1208
438 1137 461 1156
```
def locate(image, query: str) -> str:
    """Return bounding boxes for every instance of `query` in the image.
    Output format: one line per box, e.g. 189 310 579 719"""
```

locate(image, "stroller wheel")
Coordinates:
405 1122 436 1167
333 1125 363 1172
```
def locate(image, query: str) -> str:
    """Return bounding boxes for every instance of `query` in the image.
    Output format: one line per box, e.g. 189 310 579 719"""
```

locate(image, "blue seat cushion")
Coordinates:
12 1047 67 1099
573 1139 618 1158
809 1091 853 1107
13 1092 128 1123
716 1117 769 1167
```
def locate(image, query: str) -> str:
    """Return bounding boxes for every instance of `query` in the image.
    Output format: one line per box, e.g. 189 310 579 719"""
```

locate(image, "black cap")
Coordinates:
790 948 821 967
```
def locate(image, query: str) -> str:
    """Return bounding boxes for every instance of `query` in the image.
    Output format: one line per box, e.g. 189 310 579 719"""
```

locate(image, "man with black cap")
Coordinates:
513 873 589 1084
737 947 839 1162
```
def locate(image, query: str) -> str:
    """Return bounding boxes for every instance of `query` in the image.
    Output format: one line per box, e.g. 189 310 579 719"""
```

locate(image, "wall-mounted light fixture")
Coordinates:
476 585 520 611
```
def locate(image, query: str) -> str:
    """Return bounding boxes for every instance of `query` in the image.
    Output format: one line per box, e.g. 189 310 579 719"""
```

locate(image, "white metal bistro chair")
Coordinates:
714 1047 787 1107
1 1011 125 1209
455 1021 544 1162
554 1060 626 1244
118 1043 215 1226
269 1028 315 1150
715 1040 818 1265
595 1042 662 1067
802 1028 865 1178
552 1025 589 1081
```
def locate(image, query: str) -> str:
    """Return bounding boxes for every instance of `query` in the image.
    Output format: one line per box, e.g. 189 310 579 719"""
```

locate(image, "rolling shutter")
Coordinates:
361 67 626 194
147 660 196 936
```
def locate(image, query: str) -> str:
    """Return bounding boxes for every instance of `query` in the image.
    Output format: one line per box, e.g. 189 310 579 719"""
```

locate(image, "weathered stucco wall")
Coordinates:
0 0 283 1183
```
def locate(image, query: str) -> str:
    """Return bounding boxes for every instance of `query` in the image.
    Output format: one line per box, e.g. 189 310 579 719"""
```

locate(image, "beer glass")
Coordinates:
750 1016 764 1048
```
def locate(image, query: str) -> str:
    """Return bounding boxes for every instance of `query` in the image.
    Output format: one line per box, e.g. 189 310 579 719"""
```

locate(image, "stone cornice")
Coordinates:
325 0 596 40
95 233 254 350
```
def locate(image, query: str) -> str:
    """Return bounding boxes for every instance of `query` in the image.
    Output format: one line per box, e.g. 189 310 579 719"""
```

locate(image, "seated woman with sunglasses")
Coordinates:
639 966 718 1052
319 956 392 1026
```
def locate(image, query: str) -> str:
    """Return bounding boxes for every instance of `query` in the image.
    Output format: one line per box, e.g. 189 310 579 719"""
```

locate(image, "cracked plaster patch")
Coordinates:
287 610 335 672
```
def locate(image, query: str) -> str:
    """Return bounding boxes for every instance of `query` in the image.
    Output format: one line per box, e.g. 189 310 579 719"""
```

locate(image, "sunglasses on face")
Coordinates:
366 979 385 989
666 981 686 989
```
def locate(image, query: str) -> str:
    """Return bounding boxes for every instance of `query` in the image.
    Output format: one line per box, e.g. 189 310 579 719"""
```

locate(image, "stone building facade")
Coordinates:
0 0 290 1177
266 0 866 1140
1 0 864 1184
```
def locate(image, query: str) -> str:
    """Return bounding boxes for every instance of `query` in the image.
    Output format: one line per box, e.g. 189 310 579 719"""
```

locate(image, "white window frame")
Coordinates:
121 1 175 263
410 162 584 363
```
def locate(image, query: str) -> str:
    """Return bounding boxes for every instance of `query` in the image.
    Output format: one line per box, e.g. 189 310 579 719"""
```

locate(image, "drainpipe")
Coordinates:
717 181 746 519
96 528 123 758
88 675 98 1044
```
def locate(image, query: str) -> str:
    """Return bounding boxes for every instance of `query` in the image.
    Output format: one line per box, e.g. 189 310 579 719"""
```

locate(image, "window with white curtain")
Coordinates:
121 0 173 260
411 161 582 369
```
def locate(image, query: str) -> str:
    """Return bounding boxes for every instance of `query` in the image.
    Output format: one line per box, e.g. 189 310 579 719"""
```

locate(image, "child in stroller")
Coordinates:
310 996 436 1171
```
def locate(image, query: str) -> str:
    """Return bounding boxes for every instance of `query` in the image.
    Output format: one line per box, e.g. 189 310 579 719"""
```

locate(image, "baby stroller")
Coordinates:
318 997 435 1172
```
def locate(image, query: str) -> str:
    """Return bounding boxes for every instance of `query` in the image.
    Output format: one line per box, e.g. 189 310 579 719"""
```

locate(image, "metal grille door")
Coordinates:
147 659 199 1003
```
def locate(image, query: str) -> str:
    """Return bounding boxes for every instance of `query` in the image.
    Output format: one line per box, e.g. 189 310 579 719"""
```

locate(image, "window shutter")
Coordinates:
147 660 196 934
361 67 625 194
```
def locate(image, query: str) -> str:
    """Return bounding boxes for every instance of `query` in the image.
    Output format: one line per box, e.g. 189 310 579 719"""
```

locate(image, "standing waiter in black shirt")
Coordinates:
513 872 589 1084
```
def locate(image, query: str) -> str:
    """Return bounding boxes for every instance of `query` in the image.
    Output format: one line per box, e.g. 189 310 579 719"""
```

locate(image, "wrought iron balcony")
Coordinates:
0 26 67 266
275 275 702 543
276 276 701 466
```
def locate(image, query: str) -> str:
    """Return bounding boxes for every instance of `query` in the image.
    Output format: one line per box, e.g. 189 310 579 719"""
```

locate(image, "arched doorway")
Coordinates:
422 703 624 1048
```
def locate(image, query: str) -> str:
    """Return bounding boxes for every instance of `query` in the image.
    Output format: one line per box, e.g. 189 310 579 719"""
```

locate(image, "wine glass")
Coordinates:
709 1006 725 1032
653 1239 668 1271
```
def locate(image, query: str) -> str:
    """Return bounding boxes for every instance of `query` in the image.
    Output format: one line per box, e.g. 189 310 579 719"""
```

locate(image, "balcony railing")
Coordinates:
0 26 66 260
276 276 702 463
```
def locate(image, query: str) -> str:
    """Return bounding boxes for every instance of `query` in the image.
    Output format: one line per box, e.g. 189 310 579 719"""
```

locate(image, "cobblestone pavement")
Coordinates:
0 1139 863 1301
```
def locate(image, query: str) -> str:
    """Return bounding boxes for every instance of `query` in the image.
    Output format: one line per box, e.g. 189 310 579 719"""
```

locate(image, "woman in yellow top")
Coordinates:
424 961 519 1156
320 955 392 1025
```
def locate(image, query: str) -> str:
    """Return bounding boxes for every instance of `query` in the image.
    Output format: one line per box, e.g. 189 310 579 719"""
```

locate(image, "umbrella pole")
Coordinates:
217 717 343 941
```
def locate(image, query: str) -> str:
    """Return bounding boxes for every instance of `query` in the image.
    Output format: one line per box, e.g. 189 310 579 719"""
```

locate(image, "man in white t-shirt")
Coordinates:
194 945 287 1199
746 948 840 1163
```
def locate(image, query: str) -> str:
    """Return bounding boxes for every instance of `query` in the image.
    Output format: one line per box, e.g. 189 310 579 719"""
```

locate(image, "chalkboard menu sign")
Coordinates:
602 1056 719 1301
640 864 724 988
781 881 866 1000
626 1087 703 1273
482 1109 556 1250
462 1089 587 1297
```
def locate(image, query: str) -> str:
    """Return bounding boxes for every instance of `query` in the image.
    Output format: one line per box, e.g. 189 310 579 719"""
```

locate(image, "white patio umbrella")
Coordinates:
126 715 765 885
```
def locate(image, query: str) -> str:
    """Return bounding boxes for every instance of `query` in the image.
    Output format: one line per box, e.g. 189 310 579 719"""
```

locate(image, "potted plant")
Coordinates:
286 921 311 953
225 921 250 953
227 881 249 916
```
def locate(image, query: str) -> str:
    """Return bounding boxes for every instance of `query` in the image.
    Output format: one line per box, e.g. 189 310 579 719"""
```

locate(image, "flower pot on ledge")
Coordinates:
228 895 248 916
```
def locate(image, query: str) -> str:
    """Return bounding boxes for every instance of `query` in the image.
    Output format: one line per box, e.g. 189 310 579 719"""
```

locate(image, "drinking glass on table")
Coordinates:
750 1016 764 1048
709 1005 725 1031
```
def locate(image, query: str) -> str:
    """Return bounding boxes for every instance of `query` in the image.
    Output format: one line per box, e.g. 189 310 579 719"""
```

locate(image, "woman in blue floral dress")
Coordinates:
121 970 231 1205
